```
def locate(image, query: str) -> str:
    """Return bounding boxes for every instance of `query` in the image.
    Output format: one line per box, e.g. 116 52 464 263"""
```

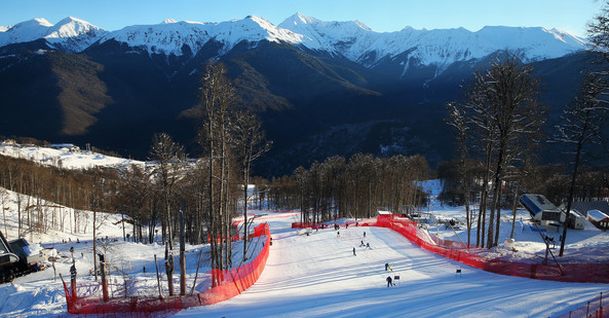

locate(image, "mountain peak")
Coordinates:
0 16 106 52
281 12 320 27
56 16 89 25
99 15 301 56
352 20 371 31
9 17 52 30
50 16 101 33
29 18 53 27
162 18 177 24
0 18 53 47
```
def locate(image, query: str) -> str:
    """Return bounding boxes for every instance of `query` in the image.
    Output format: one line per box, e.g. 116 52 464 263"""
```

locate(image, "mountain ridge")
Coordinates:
0 14 586 71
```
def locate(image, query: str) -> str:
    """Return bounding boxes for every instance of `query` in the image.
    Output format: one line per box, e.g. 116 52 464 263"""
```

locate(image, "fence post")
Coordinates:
586 301 590 317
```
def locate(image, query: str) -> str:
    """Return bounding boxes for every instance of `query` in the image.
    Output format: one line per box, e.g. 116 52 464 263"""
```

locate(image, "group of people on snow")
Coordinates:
330 225 397 287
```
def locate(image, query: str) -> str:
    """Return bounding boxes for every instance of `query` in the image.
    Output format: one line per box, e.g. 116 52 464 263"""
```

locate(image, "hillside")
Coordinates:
0 15 602 176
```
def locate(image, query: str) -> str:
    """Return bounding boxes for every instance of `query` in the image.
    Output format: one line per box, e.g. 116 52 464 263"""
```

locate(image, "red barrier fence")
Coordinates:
291 222 327 229
63 223 271 315
374 214 609 284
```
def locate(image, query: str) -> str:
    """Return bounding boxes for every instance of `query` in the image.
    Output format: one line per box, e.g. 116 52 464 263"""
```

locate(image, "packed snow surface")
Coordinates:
176 211 606 318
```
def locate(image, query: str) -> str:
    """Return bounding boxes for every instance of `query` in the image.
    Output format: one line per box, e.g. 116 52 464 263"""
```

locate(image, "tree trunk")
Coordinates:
560 137 584 256
487 137 506 248
510 184 519 239
179 210 186 296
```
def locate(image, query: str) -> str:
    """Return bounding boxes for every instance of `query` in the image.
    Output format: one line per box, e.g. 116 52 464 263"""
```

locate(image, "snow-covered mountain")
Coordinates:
98 15 302 56
0 14 586 69
0 17 106 52
279 13 586 69
0 25 10 32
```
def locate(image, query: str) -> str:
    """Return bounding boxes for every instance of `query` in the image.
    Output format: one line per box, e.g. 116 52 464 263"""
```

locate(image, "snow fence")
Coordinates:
62 223 271 315
555 291 608 318
291 222 328 229
374 214 609 284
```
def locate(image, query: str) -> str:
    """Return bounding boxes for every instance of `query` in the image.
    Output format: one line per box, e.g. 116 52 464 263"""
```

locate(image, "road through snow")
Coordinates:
177 213 607 318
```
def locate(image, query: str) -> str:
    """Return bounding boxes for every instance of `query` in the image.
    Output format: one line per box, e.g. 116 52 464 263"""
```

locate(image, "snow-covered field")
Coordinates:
0 142 144 169
419 180 609 264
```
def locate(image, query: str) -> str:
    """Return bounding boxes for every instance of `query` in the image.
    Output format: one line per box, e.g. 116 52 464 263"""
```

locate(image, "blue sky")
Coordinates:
0 0 604 36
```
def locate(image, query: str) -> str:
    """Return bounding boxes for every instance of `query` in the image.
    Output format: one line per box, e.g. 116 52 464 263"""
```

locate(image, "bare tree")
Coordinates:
553 74 608 256
446 103 473 247
200 63 236 286
589 1 609 64
149 133 185 250
231 111 271 260
467 58 543 248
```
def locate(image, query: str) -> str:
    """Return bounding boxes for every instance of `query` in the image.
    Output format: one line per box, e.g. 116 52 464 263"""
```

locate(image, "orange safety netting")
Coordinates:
291 222 327 229
374 214 609 284
63 223 271 315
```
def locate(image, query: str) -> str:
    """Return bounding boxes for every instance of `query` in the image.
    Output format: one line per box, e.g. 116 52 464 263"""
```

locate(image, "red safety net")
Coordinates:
64 223 271 315
374 214 609 284
291 222 328 229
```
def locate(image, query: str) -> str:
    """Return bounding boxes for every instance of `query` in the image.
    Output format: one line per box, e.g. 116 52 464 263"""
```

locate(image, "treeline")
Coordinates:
267 154 430 223
439 162 609 207
0 154 119 238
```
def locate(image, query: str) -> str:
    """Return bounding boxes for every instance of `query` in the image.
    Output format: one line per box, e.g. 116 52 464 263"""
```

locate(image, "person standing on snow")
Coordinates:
386 276 394 287
363 231 366 238
353 247 356 256
360 240 365 247
337 231 340 237
385 263 392 271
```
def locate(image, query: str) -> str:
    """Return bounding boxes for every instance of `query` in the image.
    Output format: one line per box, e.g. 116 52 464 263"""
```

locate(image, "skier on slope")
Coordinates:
337 231 340 237
353 247 356 256
360 240 365 247
363 231 366 238
386 276 394 287
385 263 392 271
366 242 371 249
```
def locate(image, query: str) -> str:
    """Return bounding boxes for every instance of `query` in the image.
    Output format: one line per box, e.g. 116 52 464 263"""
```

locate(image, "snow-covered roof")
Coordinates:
377 210 393 215
587 209 609 222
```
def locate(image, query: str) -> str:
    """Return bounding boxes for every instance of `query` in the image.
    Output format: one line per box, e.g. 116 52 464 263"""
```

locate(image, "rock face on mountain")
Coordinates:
0 14 598 176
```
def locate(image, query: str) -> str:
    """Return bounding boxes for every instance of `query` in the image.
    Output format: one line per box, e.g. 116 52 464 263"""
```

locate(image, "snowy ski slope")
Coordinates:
177 213 607 318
